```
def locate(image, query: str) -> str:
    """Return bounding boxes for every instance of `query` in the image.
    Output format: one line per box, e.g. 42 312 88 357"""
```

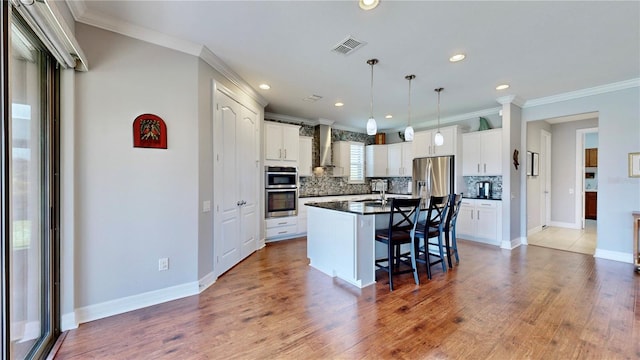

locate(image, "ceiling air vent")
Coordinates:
331 36 366 55
303 95 323 102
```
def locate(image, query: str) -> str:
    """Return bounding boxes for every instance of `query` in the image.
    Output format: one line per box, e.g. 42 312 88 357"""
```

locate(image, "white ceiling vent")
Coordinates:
331 36 366 55
303 95 323 102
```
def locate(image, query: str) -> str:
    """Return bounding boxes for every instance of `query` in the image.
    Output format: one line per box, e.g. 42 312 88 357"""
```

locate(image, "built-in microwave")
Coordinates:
265 166 298 188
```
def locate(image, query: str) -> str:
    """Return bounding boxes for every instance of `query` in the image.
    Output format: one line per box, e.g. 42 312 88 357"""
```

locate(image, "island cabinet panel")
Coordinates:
306 206 375 288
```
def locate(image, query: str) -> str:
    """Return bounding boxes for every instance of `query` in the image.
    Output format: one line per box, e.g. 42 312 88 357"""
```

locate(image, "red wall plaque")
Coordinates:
133 113 167 149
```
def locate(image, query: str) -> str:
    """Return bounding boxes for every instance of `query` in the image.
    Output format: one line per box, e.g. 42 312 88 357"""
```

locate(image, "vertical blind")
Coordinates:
349 142 365 183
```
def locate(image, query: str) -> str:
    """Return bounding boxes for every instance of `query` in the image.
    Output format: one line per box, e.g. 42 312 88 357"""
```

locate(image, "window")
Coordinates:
349 142 365 183
2 6 60 360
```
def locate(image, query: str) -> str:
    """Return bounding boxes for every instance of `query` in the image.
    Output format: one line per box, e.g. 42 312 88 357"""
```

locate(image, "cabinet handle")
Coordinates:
279 149 282 159
477 210 480 220
277 222 287 225
284 149 287 159
484 164 487 173
477 164 480 173
471 211 474 220
278 231 287 234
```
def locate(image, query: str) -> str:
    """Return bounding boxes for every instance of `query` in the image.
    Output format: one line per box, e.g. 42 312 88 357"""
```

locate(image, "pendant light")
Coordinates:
366 59 378 135
434 87 444 146
404 74 415 141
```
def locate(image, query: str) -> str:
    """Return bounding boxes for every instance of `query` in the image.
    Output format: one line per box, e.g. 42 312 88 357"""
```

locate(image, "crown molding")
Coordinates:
496 95 526 107
523 78 640 108
265 112 316 126
68 0 267 107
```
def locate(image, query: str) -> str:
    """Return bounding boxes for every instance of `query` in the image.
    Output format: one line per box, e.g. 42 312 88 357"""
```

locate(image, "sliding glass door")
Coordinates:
2 4 59 359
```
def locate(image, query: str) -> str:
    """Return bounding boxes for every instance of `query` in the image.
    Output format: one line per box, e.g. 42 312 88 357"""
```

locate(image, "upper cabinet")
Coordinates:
387 142 413 177
462 129 502 176
366 145 388 177
299 136 313 176
585 148 598 167
412 126 458 158
265 121 300 166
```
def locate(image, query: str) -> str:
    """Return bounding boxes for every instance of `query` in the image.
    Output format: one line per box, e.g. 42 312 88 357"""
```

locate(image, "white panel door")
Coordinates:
481 130 502 175
387 143 402 176
476 206 498 240
238 106 258 258
218 92 241 275
281 125 299 162
462 133 482 175
264 122 283 161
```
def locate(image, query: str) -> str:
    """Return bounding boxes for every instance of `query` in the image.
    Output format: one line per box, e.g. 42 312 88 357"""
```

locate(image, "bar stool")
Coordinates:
374 198 421 291
444 193 463 268
412 195 449 280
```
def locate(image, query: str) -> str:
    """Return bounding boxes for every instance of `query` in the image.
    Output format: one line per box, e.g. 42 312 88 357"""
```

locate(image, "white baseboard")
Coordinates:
61 312 78 331
594 248 634 264
501 237 524 250
66 281 199 330
198 271 217 293
527 226 543 236
549 221 581 229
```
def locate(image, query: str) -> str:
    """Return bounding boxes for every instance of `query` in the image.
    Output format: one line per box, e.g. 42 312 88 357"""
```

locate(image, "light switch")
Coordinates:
203 200 211 212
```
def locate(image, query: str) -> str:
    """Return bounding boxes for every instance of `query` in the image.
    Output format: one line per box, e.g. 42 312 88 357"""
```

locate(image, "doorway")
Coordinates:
525 115 598 255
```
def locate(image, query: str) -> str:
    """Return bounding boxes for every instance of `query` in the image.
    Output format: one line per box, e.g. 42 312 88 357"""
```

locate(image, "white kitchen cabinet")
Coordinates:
265 121 300 165
457 198 502 245
387 142 413 176
298 136 313 177
366 145 388 177
462 129 502 176
265 217 298 241
413 126 457 158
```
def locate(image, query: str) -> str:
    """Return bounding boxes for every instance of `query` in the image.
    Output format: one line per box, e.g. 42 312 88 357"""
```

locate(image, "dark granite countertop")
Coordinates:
462 196 502 201
305 198 422 215
299 192 411 199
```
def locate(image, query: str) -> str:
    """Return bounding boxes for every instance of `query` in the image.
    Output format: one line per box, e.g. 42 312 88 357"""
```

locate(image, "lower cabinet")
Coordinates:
585 191 597 220
265 217 298 241
457 199 502 245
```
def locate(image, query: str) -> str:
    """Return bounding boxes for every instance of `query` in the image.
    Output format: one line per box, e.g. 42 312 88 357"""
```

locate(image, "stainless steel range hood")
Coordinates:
318 123 334 167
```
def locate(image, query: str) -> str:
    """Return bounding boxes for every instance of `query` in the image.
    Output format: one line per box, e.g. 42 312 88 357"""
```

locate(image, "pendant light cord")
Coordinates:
435 87 443 131
408 77 412 126
370 62 374 118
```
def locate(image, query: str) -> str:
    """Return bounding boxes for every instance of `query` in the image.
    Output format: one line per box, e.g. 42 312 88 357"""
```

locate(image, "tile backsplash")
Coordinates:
463 176 503 199
299 175 411 197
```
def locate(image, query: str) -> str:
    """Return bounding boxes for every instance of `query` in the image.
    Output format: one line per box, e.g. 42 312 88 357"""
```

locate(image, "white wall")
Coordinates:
73 23 200 309
524 86 640 258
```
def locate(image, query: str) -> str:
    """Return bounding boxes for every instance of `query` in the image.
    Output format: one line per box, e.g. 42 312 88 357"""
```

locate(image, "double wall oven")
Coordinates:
265 166 298 218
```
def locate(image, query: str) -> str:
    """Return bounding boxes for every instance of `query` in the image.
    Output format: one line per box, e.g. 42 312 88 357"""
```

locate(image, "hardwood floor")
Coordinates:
54 238 639 359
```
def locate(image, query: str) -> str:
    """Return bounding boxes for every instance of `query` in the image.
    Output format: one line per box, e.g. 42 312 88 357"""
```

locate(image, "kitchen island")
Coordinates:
305 198 414 288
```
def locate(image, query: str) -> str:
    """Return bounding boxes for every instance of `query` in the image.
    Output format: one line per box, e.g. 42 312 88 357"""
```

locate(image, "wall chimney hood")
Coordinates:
318 120 334 167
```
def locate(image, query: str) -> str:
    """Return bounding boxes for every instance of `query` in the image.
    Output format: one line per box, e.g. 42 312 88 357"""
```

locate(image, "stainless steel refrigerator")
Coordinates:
412 156 455 202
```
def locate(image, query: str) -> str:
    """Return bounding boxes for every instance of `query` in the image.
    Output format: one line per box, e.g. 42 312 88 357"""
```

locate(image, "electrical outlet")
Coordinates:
158 257 169 271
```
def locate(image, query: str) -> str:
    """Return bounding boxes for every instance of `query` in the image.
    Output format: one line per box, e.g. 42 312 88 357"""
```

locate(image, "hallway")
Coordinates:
527 220 597 255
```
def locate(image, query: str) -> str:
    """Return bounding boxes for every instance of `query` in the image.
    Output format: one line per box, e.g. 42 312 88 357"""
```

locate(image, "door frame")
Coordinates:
540 129 551 228
575 127 598 229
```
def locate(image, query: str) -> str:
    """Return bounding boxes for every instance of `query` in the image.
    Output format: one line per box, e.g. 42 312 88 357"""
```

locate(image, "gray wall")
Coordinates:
549 118 598 224
526 120 552 230
74 24 200 307
524 87 640 256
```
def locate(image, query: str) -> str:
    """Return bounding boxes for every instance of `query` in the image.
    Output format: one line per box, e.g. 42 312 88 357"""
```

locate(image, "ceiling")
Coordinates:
70 1 639 132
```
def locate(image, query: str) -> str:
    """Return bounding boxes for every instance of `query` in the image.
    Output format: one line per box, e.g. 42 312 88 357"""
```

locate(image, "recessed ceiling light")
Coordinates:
449 54 466 62
334 102 344 107
496 84 510 90
359 0 379 11
259 84 270 90
385 114 393 119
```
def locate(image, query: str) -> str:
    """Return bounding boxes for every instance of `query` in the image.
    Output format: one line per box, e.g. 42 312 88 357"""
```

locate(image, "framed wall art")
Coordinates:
629 152 640 177
526 151 532 176
532 152 539 176
133 113 167 149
